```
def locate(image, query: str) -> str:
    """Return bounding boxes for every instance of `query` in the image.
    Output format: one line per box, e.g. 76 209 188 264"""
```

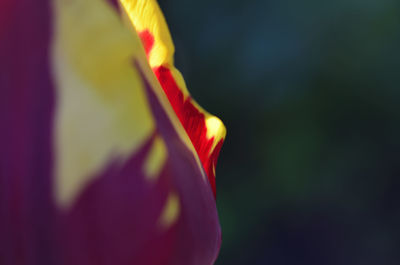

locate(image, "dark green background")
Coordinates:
160 1 400 264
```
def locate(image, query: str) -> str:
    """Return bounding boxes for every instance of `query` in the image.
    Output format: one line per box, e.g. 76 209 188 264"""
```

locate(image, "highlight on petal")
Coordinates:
120 0 227 196
158 191 181 229
119 0 175 67
143 135 168 181
52 0 155 207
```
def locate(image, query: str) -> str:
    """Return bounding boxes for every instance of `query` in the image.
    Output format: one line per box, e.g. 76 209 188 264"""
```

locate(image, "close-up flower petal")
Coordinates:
0 0 225 265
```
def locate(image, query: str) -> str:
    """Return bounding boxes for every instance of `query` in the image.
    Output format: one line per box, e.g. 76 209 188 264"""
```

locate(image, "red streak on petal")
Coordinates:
204 139 224 196
138 30 155 58
154 66 223 197
136 31 224 197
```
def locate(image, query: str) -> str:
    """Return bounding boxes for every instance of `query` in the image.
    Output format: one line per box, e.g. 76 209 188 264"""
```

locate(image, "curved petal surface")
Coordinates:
0 0 223 265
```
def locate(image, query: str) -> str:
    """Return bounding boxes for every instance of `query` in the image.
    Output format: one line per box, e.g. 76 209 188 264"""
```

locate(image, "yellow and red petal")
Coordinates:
1 0 222 264
120 0 226 197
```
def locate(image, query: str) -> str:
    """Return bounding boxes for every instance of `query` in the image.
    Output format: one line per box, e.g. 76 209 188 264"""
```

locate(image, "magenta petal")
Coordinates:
0 0 56 264
58 63 221 265
0 1 221 265
137 62 221 265
59 133 177 265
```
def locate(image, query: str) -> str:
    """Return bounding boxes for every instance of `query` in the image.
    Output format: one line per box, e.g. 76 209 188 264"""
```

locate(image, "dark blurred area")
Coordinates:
160 0 400 264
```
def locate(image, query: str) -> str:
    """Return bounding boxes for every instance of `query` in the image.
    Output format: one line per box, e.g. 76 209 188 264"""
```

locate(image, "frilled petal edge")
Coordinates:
119 0 227 197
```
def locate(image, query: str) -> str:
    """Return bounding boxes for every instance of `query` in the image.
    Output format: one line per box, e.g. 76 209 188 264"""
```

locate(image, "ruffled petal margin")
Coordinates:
119 0 227 197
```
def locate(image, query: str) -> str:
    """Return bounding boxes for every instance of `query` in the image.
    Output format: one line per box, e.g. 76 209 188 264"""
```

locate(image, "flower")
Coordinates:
0 0 226 265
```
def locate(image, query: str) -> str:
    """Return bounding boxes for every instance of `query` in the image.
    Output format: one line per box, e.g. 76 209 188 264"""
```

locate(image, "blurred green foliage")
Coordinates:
160 0 400 264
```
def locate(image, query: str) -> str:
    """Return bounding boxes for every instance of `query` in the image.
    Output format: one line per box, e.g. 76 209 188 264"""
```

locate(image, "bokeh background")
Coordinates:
160 1 400 264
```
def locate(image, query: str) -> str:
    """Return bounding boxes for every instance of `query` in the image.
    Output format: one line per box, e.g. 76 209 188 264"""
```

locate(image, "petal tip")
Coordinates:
205 115 226 143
